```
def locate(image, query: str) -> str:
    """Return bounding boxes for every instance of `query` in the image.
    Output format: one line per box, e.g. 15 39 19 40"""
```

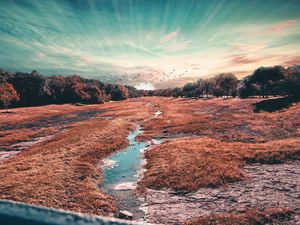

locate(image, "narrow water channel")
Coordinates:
101 127 147 220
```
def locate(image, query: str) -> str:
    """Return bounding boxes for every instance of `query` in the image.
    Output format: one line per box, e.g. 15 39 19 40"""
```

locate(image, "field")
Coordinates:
0 97 299 224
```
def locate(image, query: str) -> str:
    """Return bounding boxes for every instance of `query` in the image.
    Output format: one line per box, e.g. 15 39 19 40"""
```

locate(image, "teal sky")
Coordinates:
1 0 300 89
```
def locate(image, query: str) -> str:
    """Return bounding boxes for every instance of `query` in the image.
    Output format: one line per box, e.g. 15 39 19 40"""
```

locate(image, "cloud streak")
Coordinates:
264 19 299 33
160 29 180 43
232 43 267 52
230 55 259 64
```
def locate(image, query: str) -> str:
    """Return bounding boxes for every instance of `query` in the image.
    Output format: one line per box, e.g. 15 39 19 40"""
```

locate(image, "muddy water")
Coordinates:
101 127 147 220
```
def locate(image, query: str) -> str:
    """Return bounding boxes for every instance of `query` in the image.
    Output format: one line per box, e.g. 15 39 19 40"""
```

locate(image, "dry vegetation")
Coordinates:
0 118 133 215
138 97 300 191
140 97 300 143
0 104 104 150
185 208 294 225
0 96 299 222
136 97 299 223
0 99 154 215
139 137 300 191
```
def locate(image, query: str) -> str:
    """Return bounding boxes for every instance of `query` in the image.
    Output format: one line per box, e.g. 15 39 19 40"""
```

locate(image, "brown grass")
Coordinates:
0 118 134 215
0 103 96 125
138 97 300 191
185 208 294 225
139 137 300 191
0 98 157 215
1 97 299 217
139 97 300 143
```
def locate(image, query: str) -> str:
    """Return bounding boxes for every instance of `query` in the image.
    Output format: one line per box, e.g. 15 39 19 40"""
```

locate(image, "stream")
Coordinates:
100 110 163 221
100 110 162 221
101 127 147 220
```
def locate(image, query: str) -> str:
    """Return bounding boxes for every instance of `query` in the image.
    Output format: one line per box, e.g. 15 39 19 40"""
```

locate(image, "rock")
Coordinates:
119 210 133 220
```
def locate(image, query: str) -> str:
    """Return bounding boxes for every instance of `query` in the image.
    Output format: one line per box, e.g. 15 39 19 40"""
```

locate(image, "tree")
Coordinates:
250 66 285 98
64 76 90 102
202 78 214 98
213 73 238 97
238 76 258 98
110 85 129 101
0 83 19 112
183 82 197 97
196 79 205 98
171 87 182 97
86 84 105 103
125 85 142 98
282 66 300 98
8 71 48 105
47 76 67 103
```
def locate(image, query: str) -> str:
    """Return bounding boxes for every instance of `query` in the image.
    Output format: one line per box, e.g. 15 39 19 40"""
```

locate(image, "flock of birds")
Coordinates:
101 69 196 87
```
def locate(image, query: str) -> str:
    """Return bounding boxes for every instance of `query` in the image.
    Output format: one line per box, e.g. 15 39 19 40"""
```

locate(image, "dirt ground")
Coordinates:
0 97 299 224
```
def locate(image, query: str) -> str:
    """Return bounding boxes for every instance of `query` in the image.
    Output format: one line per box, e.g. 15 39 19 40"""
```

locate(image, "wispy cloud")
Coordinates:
283 56 300 66
264 19 299 33
164 40 191 52
160 29 180 43
230 54 259 64
232 43 267 52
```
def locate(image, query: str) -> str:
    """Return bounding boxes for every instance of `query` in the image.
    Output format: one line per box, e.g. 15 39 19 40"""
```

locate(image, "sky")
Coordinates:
1 0 300 89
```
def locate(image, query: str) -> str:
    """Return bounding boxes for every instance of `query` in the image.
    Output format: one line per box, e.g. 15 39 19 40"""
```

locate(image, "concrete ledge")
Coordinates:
0 200 147 225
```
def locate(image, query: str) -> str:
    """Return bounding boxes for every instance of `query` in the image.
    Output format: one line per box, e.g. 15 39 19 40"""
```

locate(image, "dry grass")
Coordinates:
0 98 156 215
139 137 300 191
0 99 155 151
0 103 104 151
138 97 300 191
139 97 300 143
0 118 134 215
0 97 299 218
0 127 59 151
185 208 294 225
0 103 97 125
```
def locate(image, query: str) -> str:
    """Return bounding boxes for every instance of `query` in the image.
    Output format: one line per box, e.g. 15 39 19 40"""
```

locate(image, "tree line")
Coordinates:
0 69 143 109
1 65 300 109
145 65 300 99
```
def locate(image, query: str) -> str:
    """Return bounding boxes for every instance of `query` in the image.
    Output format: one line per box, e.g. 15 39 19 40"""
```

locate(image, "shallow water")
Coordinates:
101 127 147 220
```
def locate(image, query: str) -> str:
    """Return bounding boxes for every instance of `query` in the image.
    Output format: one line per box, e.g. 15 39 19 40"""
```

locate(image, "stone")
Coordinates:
118 211 133 220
